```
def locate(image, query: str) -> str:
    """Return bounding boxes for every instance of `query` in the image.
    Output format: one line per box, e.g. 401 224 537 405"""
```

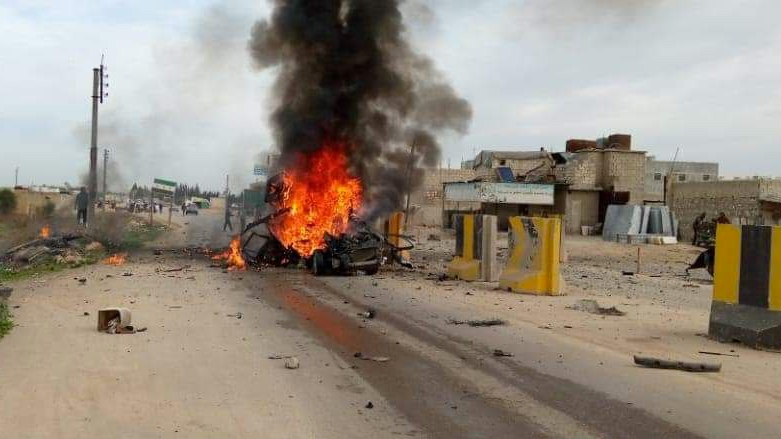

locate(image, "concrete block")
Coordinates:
499 217 562 295
709 224 781 349
481 215 498 282
448 214 497 281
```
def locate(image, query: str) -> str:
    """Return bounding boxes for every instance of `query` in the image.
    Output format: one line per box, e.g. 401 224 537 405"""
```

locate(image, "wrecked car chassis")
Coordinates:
239 212 410 276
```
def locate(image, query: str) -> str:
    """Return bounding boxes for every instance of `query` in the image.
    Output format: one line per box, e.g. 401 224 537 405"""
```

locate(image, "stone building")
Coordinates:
471 150 553 181
438 141 648 233
408 167 477 226
553 148 647 233
645 157 718 202
670 178 781 242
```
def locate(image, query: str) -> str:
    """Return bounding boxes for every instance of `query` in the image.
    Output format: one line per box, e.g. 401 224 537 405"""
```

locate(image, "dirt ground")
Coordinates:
2 216 781 438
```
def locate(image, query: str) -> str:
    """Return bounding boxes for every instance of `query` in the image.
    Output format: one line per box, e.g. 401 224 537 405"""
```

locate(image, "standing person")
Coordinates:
223 208 233 232
692 212 706 245
75 187 89 226
182 202 187 216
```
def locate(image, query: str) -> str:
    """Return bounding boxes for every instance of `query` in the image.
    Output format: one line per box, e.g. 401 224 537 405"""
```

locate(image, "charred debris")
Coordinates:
238 175 413 276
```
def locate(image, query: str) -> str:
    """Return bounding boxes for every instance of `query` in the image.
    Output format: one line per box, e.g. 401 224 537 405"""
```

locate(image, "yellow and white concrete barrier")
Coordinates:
499 216 562 295
447 214 497 281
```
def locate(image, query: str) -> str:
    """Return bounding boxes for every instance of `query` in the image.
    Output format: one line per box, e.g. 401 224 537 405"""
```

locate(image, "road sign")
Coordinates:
152 178 176 196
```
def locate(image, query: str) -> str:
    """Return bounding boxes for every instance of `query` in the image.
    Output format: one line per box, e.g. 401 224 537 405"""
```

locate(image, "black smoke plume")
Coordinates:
248 0 472 219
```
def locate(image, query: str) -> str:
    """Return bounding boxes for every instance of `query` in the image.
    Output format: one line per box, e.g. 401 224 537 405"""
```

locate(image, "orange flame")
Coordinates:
212 236 246 270
270 142 362 257
39 225 51 238
104 253 127 266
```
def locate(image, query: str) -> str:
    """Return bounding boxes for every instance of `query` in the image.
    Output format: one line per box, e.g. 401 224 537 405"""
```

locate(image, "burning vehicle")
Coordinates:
239 154 410 276
235 0 471 274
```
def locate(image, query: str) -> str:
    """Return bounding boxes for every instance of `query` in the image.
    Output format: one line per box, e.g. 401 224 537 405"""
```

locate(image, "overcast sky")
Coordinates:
1 0 780 192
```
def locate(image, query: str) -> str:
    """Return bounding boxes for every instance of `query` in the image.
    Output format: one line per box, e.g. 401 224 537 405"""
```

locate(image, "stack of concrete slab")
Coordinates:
602 205 678 244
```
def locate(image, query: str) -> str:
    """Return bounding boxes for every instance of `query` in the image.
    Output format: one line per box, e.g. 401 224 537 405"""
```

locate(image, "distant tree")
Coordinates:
0 189 16 214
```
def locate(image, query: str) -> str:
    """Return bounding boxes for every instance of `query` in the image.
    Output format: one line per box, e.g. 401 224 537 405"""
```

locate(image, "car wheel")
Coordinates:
364 262 380 276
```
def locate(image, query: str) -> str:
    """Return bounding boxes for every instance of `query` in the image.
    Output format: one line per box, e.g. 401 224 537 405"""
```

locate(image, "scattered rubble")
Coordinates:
353 352 390 362
569 299 626 316
357 308 376 319
159 265 191 273
284 357 300 369
85 241 105 252
493 349 514 357
633 355 721 373
447 318 506 327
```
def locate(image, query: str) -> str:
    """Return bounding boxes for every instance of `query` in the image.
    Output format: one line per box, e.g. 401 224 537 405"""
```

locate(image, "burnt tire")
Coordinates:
363 263 380 276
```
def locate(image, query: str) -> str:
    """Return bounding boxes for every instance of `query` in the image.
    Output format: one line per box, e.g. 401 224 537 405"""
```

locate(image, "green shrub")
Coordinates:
0 189 16 215
0 302 13 338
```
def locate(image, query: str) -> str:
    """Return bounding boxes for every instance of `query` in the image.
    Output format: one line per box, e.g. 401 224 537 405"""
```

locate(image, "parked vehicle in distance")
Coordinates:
184 203 199 215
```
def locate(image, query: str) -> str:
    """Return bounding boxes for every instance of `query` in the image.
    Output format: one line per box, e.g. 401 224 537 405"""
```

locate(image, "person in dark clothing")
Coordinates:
692 212 706 245
75 187 89 225
223 208 233 232
715 212 731 224
182 203 187 216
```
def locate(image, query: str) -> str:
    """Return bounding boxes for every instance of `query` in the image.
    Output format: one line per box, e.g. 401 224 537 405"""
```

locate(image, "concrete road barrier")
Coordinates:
499 216 562 295
709 224 781 349
447 214 497 281
384 212 410 263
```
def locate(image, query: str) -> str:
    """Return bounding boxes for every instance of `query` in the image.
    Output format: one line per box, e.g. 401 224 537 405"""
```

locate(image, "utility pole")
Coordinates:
87 56 107 228
102 148 109 210
225 173 230 218
14 166 18 187
404 141 416 227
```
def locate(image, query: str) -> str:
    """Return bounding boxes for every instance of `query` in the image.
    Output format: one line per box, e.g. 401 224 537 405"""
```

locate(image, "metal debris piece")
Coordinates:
447 318 507 327
358 308 376 319
698 351 739 358
160 265 191 273
633 355 721 372
284 357 300 369
357 355 390 362
493 349 514 357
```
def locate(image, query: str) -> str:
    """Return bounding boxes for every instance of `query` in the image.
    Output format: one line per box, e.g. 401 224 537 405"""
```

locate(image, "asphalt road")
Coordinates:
2 215 780 438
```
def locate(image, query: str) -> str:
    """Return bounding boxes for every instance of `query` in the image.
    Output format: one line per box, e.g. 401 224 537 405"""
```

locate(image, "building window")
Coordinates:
653 172 662 181
678 174 686 182
703 174 711 181
499 159 506 166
